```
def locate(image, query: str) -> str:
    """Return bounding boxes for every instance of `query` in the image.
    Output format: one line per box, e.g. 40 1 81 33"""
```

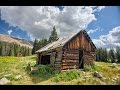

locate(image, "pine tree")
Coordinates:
49 26 59 43
9 44 14 56
104 48 108 62
38 40 42 49
1 43 5 56
41 38 48 47
32 39 38 54
109 49 115 63
116 46 120 63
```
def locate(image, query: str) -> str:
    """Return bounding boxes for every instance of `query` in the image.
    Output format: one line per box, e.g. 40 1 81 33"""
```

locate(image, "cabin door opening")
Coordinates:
79 49 84 69
41 55 50 65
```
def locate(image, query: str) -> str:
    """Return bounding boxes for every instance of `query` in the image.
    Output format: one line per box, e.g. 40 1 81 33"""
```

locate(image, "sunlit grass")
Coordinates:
0 56 120 85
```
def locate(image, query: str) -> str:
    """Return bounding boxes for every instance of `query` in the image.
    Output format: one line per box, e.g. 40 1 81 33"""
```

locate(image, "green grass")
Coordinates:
52 69 81 82
0 55 120 85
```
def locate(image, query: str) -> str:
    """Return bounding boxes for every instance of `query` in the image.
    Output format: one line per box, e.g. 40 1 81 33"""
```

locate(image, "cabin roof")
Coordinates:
35 30 96 53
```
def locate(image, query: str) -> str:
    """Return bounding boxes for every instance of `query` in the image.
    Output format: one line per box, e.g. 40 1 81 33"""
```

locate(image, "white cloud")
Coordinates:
8 29 13 35
93 26 120 48
87 27 104 34
87 29 97 34
0 6 105 40
92 39 106 48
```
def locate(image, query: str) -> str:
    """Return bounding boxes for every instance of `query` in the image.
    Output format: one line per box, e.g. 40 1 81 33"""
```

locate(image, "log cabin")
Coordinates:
35 30 96 71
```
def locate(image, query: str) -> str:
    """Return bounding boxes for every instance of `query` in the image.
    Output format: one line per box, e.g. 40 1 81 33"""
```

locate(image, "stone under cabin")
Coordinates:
35 30 96 71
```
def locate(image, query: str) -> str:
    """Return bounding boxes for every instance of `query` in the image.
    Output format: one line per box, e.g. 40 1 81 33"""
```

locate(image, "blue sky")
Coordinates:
0 20 31 40
0 6 120 48
87 6 120 39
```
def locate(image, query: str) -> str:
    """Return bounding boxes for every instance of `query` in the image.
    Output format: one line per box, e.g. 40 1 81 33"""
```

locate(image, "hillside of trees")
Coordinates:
0 26 58 56
0 41 32 57
32 26 59 54
96 46 120 63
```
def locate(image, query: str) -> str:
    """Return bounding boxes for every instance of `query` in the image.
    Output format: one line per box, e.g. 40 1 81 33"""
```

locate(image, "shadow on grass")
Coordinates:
25 67 57 84
28 73 56 84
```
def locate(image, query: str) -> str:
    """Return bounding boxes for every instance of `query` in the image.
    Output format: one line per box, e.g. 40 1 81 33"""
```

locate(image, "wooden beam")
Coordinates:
62 59 79 63
62 56 79 60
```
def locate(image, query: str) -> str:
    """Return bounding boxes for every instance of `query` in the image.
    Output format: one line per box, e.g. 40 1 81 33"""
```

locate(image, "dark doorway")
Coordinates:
41 55 50 65
79 49 84 69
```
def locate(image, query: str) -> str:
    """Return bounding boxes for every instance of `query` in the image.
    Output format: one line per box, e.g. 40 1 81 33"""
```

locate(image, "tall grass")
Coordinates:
30 65 55 77
52 69 81 82
84 64 95 72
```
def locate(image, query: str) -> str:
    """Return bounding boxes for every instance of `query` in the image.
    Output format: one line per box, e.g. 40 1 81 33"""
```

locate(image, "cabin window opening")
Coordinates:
41 55 50 65
79 49 84 69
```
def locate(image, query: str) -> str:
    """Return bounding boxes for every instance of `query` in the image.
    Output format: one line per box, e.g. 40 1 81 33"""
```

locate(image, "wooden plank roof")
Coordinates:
35 30 96 53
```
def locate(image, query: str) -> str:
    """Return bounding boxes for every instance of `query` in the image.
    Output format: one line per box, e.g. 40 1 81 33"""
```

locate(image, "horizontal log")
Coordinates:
62 66 79 70
62 62 79 66
63 49 79 51
63 53 79 57
62 59 79 63
62 56 79 60
63 51 79 54
62 64 79 67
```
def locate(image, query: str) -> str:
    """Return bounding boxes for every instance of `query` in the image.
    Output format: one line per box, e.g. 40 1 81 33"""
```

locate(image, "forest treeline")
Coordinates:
0 26 59 57
96 47 120 63
0 41 32 56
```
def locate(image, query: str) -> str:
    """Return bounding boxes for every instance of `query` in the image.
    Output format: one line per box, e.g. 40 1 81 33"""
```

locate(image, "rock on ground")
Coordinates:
30 67 38 72
93 71 103 78
15 75 22 79
0 77 10 85
109 63 117 67
112 63 117 66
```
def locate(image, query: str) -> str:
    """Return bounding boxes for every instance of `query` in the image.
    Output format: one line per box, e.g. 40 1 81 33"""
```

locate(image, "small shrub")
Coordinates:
30 64 54 76
84 65 93 72
52 69 81 82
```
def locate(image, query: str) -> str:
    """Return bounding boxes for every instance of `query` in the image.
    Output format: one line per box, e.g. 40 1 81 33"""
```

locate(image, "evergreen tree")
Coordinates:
32 39 38 54
1 43 5 56
38 40 42 49
102 48 108 62
104 48 108 62
0 41 31 56
49 26 59 43
109 49 115 63
41 38 48 47
116 46 120 63
9 44 14 56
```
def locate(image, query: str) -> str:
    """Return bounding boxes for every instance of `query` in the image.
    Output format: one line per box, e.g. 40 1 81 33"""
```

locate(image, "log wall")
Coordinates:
61 31 96 70
54 51 63 70
64 32 95 52
61 49 79 70
84 52 95 65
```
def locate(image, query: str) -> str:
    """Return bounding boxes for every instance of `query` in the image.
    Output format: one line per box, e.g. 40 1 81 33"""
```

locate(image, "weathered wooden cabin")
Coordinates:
35 30 96 71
